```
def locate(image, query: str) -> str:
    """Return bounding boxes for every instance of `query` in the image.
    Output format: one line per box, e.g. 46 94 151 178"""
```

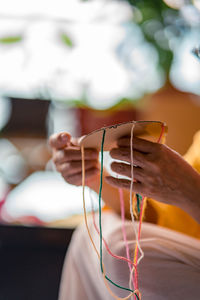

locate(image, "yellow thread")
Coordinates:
132 194 138 219
133 197 147 265
81 145 136 300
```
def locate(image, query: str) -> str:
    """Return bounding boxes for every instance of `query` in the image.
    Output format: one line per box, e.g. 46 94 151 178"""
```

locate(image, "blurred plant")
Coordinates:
0 36 23 44
192 46 200 60
127 0 186 74
0 0 199 108
61 33 74 48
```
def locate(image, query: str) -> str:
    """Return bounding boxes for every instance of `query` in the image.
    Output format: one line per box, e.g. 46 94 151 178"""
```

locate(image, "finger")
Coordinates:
65 167 99 186
117 136 157 153
49 132 71 150
111 162 144 181
110 148 146 167
105 176 144 193
58 160 98 176
70 137 80 147
54 148 99 164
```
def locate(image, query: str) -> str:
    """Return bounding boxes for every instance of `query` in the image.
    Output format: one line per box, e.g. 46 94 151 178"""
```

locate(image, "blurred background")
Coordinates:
0 0 200 299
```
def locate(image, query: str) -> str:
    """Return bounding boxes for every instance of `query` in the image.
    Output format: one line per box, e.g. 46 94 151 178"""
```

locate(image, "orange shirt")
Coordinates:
147 131 200 239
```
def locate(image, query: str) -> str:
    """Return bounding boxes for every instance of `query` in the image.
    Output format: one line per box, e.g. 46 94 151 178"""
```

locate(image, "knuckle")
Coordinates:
52 155 59 165
49 134 56 148
55 164 61 172
146 153 156 163
110 148 118 158
111 162 129 175
65 175 80 186
67 161 75 169
121 148 129 158
61 173 70 183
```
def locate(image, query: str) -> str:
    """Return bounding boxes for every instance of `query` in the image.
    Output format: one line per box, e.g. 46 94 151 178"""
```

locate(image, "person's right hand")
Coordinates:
49 132 99 186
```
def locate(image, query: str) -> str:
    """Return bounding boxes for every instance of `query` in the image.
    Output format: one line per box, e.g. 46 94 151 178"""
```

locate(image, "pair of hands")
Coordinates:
49 132 200 222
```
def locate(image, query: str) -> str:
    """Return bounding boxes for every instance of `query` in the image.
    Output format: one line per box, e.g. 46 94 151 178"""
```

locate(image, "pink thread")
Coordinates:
157 123 165 143
119 188 135 289
133 195 145 292
89 122 165 299
91 199 136 268
134 122 165 292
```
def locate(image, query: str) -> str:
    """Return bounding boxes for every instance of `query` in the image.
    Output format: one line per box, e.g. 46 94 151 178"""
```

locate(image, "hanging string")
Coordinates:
134 122 165 216
130 123 144 264
129 123 144 300
81 122 165 300
119 188 135 292
99 129 105 271
81 138 139 300
90 189 136 268
157 123 165 144
136 194 142 214
133 196 146 293
132 122 165 294
98 129 138 296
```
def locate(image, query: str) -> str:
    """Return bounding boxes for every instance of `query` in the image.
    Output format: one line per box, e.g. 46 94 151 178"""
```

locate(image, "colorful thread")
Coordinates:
129 123 144 300
136 194 141 214
81 140 138 300
132 122 165 295
90 190 136 268
81 121 165 300
119 188 135 290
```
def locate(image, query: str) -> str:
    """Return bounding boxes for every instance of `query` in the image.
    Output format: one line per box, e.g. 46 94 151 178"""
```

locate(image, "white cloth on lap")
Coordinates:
59 212 200 300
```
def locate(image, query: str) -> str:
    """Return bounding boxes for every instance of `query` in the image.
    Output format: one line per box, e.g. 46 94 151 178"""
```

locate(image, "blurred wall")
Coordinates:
144 84 200 155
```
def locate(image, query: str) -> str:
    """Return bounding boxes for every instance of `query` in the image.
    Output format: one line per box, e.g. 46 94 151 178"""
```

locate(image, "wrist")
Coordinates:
180 172 200 224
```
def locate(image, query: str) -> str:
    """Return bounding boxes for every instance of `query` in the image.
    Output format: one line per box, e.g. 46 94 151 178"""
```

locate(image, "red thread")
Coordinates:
119 188 135 289
133 122 165 293
91 201 136 268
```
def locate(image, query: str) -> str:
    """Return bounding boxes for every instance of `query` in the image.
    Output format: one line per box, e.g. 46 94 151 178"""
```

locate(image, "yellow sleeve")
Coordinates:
184 131 200 173
146 130 200 239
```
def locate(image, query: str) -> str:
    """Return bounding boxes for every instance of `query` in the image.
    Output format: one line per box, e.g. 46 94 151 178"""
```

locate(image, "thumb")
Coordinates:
70 136 82 147
49 132 71 150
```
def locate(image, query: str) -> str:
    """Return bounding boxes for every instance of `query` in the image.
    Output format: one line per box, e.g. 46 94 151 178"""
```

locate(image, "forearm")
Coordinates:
178 170 200 224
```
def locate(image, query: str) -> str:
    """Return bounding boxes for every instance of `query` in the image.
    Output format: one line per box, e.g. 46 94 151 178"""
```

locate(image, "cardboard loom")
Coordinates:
79 120 168 151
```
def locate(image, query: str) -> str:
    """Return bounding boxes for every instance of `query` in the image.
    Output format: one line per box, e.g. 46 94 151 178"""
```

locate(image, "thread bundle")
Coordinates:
81 122 165 300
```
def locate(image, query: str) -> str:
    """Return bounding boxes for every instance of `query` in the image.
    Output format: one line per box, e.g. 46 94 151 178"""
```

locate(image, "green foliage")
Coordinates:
61 33 74 48
127 0 180 75
192 47 200 60
0 36 22 44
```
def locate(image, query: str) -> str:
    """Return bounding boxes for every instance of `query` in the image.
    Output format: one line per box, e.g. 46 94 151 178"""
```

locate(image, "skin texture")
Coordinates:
49 132 200 224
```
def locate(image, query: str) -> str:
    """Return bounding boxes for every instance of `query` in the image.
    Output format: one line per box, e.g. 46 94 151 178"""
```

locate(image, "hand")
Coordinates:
49 132 99 186
105 137 200 218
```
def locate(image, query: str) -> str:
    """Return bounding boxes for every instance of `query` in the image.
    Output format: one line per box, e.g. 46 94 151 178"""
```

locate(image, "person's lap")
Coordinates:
59 212 200 300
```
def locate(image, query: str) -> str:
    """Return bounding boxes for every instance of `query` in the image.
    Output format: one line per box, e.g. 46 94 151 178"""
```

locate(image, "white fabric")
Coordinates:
59 212 200 300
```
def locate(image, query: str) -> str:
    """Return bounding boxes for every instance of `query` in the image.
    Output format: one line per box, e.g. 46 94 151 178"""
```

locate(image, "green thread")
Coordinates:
136 194 142 213
99 129 106 273
105 275 133 293
99 129 139 296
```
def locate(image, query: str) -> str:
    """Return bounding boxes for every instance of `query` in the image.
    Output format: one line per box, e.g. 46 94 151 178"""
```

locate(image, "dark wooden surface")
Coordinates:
0 224 74 300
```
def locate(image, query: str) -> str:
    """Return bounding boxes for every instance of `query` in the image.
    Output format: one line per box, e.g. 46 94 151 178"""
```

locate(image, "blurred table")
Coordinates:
0 224 74 300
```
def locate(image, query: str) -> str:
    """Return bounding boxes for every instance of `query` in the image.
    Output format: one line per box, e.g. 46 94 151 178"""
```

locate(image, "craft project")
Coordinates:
79 120 167 150
79 120 167 300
